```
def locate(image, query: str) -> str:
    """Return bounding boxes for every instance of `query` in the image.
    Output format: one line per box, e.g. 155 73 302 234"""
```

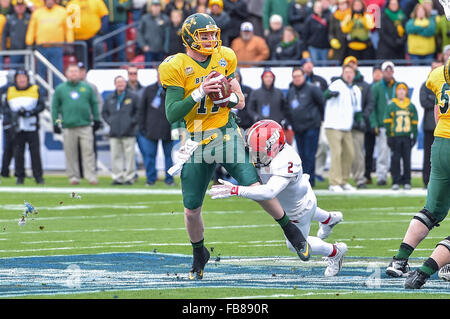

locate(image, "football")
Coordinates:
207 70 232 108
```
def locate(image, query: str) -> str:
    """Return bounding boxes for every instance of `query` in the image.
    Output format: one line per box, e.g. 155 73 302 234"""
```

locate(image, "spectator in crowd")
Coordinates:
0 0 11 15
126 64 144 94
419 59 442 187
208 0 230 46
341 0 375 60
343 56 374 189
51 63 100 185
163 0 192 20
231 21 270 66
25 0 73 88
272 26 305 60
192 0 208 14
0 12 5 65
0 75 15 178
65 0 109 69
265 14 284 58
286 66 325 187
323 64 362 192
102 75 139 185
167 8 185 56
137 71 175 186
406 3 437 60
383 83 418 190
369 60 398 186
3 69 45 185
288 0 312 40
223 0 248 45
132 0 147 23
376 0 407 60
443 43 450 61
103 0 131 62
137 0 169 63
364 63 383 184
247 68 287 124
328 0 351 62
320 0 331 20
246 0 264 37
436 10 450 54
303 0 330 63
1 0 30 66
262 0 289 37
233 68 256 130
301 57 328 91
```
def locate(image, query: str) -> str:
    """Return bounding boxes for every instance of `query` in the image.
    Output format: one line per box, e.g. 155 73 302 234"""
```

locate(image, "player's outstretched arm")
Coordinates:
209 175 290 200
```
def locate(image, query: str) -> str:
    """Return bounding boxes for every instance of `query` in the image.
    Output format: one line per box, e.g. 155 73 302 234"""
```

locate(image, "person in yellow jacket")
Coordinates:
405 3 436 60
0 13 5 65
25 0 73 88
65 0 109 68
341 0 375 60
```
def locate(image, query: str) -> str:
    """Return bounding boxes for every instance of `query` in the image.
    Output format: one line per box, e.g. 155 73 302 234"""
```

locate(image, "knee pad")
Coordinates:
413 208 440 230
436 237 450 252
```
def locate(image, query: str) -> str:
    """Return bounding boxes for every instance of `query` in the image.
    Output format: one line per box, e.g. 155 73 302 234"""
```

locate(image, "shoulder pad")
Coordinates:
158 54 186 88
269 144 302 178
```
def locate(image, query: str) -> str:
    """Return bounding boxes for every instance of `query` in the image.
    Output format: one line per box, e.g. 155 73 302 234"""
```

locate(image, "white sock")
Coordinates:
313 207 331 223
307 236 334 256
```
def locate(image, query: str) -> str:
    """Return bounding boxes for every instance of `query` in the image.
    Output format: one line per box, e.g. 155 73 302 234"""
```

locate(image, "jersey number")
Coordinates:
197 96 219 114
288 162 293 173
395 115 411 133
439 88 450 115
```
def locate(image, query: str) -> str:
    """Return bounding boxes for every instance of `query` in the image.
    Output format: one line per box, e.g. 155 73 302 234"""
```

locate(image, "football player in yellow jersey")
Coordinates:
158 13 310 280
386 56 450 288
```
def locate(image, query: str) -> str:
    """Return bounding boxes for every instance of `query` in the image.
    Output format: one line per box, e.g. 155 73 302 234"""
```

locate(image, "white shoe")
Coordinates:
438 264 450 281
317 211 343 240
341 183 356 191
324 242 348 277
329 185 344 192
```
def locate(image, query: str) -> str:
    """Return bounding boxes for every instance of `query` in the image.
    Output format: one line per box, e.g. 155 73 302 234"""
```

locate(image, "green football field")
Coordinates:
0 175 448 299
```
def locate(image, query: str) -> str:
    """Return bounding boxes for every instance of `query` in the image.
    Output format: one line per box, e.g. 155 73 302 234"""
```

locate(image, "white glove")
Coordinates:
167 139 199 176
209 179 240 199
171 128 180 141
440 0 450 20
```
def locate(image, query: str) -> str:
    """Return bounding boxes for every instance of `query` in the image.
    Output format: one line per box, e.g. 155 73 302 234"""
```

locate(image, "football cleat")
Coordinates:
324 242 348 277
317 211 343 240
404 269 430 289
386 257 410 277
438 263 450 281
188 246 210 280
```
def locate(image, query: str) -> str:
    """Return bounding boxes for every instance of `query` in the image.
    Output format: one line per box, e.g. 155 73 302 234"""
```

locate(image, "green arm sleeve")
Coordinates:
51 89 60 125
165 86 197 124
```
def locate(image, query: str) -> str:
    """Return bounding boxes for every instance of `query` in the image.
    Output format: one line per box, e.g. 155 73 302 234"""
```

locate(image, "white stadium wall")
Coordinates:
0 66 432 172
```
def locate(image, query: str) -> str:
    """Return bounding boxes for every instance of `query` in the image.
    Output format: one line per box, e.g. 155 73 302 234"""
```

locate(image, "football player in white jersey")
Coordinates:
209 120 347 276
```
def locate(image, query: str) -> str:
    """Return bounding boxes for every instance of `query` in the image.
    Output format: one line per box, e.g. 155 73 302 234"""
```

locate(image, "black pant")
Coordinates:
1 128 15 177
364 130 376 181
389 136 412 185
14 130 43 179
422 130 434 187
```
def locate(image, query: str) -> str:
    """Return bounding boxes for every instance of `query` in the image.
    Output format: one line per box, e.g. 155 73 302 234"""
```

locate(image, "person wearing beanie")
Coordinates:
376 0 407 60
383 82 418 190
209 0 231 46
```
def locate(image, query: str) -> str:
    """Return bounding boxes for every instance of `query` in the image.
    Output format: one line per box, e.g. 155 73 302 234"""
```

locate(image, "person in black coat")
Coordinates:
288 0 312 40
234 68 256 130
377 0 407 60
272 26 306 60
223 0 249 45
286 66 325 187
137 72 174 186
247 68 288 124
102 76 140 185
419 60 442 187
0 79 15 179
167 9 185 56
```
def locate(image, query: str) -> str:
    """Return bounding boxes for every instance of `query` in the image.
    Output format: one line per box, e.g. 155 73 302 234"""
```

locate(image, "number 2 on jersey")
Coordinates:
288 162 293 173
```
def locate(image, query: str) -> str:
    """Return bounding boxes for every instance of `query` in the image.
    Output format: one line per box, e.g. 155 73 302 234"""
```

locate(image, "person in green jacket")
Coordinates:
104 0 131 62
383 82 418 190
52 63 101 185
369 60 398 186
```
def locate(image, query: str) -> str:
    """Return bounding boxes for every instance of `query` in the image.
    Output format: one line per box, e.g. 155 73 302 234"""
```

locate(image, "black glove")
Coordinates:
410 138 417 148
329 91 340 98
53 125 62 134
18 108 31 117
93 120 102 132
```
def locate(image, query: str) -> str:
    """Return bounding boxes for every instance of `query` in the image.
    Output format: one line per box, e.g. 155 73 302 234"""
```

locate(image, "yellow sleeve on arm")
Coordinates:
64 8 74 43
25 11 37 46
98 0 109 17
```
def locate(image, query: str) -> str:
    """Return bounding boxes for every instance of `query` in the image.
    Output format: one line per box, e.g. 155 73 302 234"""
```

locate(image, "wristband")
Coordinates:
227 92 239 108
191 85 205 102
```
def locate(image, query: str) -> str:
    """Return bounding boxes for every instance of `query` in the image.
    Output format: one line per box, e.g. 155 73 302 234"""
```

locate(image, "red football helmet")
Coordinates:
245 120 286 166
